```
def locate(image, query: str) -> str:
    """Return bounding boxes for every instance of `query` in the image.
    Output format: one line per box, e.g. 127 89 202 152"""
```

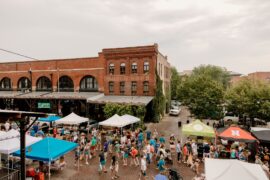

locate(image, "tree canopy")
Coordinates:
226 79 270 121
177 65 230 119
193 65 230 88
170 67 181 100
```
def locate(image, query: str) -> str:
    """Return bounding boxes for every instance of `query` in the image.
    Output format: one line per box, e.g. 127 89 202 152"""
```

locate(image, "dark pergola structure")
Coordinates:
0 109 47 180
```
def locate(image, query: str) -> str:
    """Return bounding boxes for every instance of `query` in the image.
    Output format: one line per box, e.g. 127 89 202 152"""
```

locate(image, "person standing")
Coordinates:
139 155 147 180
4 120 10 131
191 141 198 159
176 140 182 164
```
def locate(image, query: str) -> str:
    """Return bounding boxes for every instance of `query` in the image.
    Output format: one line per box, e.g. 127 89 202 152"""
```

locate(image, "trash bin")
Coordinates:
178 121 182 127
186 120 190 124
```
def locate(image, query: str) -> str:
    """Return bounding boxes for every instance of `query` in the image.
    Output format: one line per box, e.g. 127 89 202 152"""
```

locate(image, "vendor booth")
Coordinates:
55 112 88 125
13 137 77 179
251 127 270 146
205 158 268 180
99 114 140 128
218 126 257 142
182 120 215 137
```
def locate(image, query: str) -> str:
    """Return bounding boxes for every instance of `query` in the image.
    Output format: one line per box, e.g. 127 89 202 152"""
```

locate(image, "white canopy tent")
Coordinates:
121 114 140 124
205 158 268 180
99 114 140 128
250 127 270 132
0 135 42 154
55 112 89 125
0 129 20 141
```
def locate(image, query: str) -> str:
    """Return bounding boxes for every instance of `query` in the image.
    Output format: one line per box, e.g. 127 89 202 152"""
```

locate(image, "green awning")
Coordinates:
182 120 215 137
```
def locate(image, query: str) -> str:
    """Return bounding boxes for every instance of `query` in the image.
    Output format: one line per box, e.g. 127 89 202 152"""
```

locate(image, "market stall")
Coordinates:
182 119 215 137
55 112 88 125
99 114 140 128
251 127 270 146
13 137 77 179
218 126 257 142
205 158 268 180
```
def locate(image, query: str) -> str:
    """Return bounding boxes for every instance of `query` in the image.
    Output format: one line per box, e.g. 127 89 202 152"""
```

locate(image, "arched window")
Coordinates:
80 75 98 92
36 76 52 91
120 63 125 74
109 63 115 74
17 77 31 91
0 77 12 90
58 76 74 92
131 62 137 73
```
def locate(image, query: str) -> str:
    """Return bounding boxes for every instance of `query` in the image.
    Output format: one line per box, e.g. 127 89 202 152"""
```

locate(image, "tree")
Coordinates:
193 65 230 88
180 74 224 119
170 67 181 100
103 103 133 118
226 79 270 121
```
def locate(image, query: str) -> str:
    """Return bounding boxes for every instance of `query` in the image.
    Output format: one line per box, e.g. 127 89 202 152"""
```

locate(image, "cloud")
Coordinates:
0 0 269 74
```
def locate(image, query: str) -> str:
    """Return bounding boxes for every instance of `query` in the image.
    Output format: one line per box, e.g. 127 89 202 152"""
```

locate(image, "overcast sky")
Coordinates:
0 0 269 74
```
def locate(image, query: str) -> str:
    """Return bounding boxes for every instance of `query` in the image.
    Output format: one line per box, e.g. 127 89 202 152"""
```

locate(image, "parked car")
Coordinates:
169 107 181 116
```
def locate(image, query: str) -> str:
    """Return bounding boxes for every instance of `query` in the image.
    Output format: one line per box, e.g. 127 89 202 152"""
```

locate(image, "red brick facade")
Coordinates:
0 44 170 96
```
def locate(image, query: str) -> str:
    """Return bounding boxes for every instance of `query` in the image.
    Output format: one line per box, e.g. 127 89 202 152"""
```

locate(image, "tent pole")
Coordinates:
8 154 9 180
49 162 51 180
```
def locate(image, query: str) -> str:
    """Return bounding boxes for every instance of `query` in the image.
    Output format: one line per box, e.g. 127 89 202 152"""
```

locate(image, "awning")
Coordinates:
55 112 89 125
0 129 20 141
0 91 102 100
99 114 140 128
0 135 42 154
205 158 268 180
218 126 257 142
38 115 62 122
13 137 78 162
251 130 270 143
182 120 215 137
88 95 153 105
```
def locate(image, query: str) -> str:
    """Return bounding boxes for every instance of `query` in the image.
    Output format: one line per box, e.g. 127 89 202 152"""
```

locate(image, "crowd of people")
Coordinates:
1 119 270 180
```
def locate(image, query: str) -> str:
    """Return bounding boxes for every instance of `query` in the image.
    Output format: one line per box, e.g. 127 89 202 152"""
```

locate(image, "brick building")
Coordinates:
0 44 171 120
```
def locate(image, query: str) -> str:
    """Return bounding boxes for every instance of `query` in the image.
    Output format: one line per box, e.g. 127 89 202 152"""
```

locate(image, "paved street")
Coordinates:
49 107 200 180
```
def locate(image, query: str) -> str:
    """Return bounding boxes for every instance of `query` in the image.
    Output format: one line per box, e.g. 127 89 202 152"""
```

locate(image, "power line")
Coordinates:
0 48 39 61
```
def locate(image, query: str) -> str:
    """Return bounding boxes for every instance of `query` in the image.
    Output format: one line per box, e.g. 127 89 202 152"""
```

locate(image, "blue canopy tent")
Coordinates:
38 115 61 123
13 137 77 162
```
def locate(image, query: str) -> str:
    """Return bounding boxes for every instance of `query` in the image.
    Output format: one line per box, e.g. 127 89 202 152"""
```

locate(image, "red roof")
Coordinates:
218 126 257 142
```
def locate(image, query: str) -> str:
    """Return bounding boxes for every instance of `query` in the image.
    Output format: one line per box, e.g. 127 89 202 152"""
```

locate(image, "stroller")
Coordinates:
168 168 183 180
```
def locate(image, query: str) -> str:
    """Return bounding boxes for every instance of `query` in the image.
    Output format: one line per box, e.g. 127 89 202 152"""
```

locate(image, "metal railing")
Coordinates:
0 167 20 180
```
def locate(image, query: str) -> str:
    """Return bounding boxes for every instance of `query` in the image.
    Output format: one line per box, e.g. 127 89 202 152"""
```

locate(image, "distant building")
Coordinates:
0 44 171 120
230 72 270 86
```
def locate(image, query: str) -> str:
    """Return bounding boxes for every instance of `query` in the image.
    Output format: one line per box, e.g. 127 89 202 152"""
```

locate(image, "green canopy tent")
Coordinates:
182 120 215 137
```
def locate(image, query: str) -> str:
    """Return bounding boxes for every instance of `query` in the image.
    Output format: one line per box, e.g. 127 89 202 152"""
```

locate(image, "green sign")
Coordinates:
38 102 51 109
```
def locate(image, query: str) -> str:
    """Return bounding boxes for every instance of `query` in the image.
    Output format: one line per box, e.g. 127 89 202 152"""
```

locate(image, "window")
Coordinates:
144 62 149 73
0 77 12 90
120 81 125 95
80 76 98 92
120 63 126 75
131 62 137 74
58 76 74 92
17 77 31 91
109 81 114 94
143 81 149 95
131 81 137 95
109 63 115 74
36 76 52 91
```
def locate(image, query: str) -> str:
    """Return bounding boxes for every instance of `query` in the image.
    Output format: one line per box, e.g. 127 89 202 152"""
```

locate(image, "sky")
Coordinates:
0 0 270 75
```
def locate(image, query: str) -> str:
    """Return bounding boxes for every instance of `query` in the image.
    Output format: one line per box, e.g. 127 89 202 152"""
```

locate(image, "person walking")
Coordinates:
98 150 107 174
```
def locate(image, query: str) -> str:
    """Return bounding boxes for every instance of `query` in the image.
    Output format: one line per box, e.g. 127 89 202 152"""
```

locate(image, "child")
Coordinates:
74 146 80 166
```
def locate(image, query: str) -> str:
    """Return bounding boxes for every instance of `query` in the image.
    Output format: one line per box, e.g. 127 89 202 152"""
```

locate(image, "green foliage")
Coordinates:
152 71 166 122
170 67 181 100
226 79 270 121
180 74 224 119
103 103 133 118
192 65 230 88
